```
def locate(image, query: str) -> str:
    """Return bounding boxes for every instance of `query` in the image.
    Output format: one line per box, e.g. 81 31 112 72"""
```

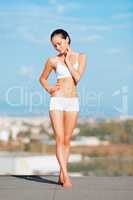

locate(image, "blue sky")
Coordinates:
0 0 133 119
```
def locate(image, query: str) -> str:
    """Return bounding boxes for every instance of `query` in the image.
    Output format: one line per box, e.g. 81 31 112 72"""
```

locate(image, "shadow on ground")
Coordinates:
11 175 59 186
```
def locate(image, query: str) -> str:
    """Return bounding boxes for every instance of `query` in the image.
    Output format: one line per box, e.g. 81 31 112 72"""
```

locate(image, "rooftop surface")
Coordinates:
0 175 133 200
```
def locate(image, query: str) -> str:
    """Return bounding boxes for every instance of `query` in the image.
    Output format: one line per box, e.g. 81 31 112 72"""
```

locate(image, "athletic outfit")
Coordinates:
49 54 80 112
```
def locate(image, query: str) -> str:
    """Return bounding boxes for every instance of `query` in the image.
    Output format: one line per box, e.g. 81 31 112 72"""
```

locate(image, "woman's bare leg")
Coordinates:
60 111 79 187
49 110 70 187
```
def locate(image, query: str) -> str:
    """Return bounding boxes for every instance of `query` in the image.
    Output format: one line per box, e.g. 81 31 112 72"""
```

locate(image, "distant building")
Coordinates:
0 130 10 142
71 136 109 146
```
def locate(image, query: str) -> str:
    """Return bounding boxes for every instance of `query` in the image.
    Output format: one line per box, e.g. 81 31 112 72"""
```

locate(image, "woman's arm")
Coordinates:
39 58 54 93
66 53 87 85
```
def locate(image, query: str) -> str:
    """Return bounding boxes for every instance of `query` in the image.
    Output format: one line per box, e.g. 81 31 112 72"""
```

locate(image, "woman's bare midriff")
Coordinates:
51 77 78 97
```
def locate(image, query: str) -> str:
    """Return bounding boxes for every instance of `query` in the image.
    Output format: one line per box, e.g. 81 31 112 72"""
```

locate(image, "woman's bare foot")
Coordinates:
63 176 72 188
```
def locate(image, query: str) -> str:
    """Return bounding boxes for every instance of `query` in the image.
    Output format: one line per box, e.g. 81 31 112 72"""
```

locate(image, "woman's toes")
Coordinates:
63 178 72 188
63 181 72 188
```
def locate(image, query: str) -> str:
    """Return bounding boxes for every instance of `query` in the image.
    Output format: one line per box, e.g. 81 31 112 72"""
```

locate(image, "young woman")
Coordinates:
39 29 87 188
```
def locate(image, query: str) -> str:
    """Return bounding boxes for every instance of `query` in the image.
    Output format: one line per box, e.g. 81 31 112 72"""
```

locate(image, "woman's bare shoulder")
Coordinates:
46 56 56 63
46 56 58 69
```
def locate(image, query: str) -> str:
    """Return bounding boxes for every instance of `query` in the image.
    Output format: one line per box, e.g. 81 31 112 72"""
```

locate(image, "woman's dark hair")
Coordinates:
50 29 71 44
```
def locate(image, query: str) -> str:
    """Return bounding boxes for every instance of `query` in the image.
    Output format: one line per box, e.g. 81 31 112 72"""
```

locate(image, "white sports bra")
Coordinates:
55 54 79 79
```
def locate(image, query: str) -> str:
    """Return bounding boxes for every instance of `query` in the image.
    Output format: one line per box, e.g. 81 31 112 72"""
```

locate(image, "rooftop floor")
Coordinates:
0 175 133 200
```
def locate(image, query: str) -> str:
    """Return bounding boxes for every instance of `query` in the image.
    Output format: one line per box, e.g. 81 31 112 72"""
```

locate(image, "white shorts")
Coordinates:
49 97 79 112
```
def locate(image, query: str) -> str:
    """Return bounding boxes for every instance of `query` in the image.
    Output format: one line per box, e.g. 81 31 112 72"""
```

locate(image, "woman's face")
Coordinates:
51 34 69 54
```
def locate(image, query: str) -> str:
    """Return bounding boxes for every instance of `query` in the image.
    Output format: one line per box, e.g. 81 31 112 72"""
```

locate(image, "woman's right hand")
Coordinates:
48 83 60 96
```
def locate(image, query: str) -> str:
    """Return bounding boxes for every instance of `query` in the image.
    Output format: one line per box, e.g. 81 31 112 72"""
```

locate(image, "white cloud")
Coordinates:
19 65 35 80
112 12 133 19
85 23 131 32
48 1 85 14
106 48 121 55
56 4 65 14
48 0 57 5
48 1 83 11
17 26 47 45
128 65 133 71
77 34 103 43
0 4 132 46
85 25 112 31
